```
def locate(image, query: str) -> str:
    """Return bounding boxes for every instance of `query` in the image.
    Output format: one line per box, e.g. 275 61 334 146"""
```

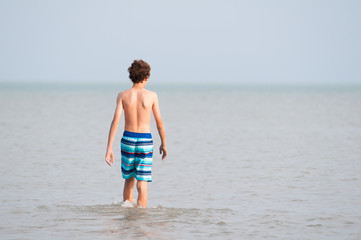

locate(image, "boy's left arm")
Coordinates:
152 93 167 160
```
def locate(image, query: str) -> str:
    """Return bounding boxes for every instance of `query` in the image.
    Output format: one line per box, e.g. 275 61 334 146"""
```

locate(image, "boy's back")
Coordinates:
120 87 155 133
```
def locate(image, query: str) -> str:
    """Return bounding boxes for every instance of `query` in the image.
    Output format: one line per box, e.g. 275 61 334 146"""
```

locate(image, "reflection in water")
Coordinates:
55 203 234 240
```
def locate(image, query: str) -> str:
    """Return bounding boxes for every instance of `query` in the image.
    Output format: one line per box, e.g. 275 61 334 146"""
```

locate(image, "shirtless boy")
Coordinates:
105 60 167 208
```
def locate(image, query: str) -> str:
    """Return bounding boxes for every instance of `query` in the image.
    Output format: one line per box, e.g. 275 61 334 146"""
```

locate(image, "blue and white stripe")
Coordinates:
121 131 153 182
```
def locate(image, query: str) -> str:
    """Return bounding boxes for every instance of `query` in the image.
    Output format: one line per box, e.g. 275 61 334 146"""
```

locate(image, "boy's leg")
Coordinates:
123 176 136 202
136 180 148 207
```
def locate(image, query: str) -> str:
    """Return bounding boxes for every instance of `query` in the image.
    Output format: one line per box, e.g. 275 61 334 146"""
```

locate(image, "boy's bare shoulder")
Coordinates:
144 89 157 97
115 90 128 103
117 89 131 98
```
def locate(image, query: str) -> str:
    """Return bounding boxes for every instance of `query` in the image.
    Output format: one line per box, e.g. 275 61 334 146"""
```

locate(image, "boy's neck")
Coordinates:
132 80 147 89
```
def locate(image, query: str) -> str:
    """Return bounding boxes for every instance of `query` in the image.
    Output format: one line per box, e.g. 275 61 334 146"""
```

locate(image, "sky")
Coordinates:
0 0 360 84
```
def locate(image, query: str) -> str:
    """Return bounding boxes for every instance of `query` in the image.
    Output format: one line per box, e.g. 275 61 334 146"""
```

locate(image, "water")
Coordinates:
1 83 361 239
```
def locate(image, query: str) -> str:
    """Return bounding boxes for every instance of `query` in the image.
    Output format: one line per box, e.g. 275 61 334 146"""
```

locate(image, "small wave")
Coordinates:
119 200 137 208
113 200 153 208
216 221 227 226
307 223 323 227
35 205 50 211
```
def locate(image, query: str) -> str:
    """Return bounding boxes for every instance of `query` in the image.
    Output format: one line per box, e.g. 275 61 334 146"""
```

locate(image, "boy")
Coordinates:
105 60 167 208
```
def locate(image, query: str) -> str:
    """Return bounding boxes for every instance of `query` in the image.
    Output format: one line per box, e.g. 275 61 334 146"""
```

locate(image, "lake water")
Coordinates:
1 83 361 239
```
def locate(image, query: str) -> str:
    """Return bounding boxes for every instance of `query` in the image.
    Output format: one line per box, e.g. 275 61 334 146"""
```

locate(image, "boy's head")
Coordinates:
128 60 151 84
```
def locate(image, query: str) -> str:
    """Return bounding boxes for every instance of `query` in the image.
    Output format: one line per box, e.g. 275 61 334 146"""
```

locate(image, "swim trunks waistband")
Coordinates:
123 131 152 138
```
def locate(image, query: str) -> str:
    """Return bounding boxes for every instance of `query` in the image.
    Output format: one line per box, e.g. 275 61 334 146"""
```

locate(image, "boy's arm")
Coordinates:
152 93 167 160
105 93 123 166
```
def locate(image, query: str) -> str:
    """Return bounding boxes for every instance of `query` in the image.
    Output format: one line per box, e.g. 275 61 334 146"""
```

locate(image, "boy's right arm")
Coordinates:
105 93 123 166
152 93 167 160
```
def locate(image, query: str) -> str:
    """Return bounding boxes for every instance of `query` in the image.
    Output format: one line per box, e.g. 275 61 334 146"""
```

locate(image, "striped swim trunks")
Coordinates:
121 131 153 182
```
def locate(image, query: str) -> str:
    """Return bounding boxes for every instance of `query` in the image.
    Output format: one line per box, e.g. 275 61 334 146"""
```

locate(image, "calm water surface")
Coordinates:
1 83 361 239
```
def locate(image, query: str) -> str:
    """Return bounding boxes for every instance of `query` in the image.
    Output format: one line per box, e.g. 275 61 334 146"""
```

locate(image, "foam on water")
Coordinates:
118 200 136 208
113 200 157 208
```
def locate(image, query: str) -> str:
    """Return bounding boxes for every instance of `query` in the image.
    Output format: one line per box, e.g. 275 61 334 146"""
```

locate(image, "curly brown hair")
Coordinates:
128 60 151 84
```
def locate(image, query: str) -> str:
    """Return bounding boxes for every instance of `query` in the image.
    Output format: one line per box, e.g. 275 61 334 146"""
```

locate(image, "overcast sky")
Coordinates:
0 0 360 84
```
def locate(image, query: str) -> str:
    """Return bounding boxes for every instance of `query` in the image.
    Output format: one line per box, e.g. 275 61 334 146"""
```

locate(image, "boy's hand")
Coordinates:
105 150 114 166
159 144 167 160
